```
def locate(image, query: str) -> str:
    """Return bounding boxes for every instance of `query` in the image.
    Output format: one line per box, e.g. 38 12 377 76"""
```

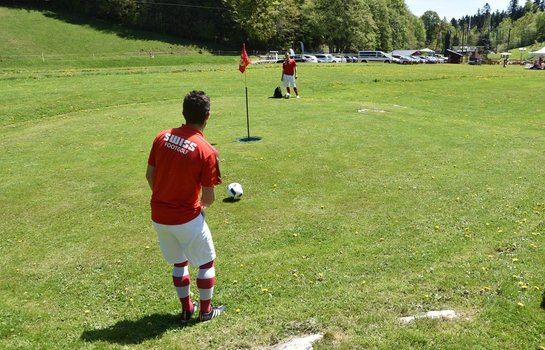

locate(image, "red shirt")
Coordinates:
148 125 221 225
283 59 297 75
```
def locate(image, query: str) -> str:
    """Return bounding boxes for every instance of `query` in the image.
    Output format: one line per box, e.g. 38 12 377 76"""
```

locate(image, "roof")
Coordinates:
530 46 545 54
391 50 422 57
446 49 463 57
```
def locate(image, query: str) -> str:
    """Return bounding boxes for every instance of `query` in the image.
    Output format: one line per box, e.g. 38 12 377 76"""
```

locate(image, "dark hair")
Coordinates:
183 90 210 125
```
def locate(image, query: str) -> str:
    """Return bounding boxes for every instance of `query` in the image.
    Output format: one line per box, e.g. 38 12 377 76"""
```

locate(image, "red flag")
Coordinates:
239 44 251 73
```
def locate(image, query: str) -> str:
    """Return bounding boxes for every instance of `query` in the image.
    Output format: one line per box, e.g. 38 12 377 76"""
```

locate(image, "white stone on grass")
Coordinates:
399 310 458 324
272 334 324 350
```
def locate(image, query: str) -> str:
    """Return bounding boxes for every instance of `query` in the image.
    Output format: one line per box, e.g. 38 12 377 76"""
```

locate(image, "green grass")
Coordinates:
1 5 545 350
0 6 236 68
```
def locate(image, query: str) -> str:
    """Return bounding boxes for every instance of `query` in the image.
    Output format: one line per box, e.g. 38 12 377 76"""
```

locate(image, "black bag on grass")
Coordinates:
273 86 283 98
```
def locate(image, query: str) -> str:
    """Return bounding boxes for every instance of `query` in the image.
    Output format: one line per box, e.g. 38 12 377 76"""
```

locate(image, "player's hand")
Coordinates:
295 75 298 79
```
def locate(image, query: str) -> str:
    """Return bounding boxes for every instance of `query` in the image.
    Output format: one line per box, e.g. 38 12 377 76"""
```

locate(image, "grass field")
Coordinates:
1 6 545 350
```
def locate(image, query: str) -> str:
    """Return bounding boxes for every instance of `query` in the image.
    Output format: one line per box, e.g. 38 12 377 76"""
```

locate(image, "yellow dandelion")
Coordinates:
261 288 269 293
236 308 241 313
517 302 524 307
512 258 519 262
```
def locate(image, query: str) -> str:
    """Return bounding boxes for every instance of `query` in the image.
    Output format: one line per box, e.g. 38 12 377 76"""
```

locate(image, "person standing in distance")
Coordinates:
281 52 300 99
146 90 225 323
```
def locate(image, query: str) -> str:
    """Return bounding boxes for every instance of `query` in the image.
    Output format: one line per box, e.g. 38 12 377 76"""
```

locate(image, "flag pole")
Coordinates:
244 70 250 139
239 43 260 142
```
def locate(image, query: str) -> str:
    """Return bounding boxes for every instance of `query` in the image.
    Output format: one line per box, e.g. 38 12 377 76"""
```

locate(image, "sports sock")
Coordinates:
197 260 216 314
173 261 192 312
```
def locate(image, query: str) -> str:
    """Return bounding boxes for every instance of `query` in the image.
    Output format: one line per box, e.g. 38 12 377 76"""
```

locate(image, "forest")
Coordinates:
3 0 545 53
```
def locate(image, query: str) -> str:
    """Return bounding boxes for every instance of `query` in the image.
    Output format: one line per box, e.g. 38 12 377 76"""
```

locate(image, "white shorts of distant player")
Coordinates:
153 213 216 266
282 74 296 88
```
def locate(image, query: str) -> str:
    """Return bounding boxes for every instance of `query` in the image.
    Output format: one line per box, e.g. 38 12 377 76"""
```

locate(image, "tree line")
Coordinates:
3 0 545 53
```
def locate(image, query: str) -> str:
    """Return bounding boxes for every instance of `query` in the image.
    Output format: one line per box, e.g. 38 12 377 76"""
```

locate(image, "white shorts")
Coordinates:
152 214 216 266
282 74 296 88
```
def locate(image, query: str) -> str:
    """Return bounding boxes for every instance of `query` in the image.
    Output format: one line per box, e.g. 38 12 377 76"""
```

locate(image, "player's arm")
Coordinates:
201 186 215 209
146 164 155 190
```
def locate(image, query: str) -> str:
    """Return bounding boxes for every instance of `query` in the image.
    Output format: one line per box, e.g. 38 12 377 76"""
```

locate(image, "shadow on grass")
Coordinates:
4 3 229 51
81 313 194 345
42 10 190 47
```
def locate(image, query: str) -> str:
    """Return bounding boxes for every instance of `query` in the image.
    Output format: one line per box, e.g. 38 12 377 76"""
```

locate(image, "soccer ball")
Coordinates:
226 182 243 200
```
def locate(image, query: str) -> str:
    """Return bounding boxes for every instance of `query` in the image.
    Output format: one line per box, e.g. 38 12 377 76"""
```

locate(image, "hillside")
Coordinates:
0 6 234 67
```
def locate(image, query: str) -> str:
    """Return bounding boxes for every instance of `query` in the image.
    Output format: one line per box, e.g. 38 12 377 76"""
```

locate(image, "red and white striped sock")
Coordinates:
173 261 193 313
197 260 216 314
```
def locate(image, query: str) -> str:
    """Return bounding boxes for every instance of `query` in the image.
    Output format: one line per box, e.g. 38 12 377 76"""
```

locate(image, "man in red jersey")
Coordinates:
146 90 225 323
281 52 300 99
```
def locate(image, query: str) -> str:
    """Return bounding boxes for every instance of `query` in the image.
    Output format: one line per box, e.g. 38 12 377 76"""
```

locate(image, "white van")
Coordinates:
358 51 395 63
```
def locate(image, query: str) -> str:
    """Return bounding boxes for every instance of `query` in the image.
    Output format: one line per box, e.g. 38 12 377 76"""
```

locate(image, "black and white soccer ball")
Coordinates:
226 182 243 200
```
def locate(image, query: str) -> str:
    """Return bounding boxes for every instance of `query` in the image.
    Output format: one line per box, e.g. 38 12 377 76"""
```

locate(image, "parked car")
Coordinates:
332 54 346 63
276 54 314 63
424 56 438 63
392 54 414 64
358 50 395 63
302 54 318 63
313 53 336 63
343 55 358 63
432 54 447 63
276 57 303 63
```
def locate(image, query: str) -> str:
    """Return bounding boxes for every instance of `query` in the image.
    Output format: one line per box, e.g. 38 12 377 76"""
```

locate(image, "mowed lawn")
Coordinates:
1 55 545 349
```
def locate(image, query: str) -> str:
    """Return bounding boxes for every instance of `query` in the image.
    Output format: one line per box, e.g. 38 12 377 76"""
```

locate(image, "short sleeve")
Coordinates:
201 150 222 187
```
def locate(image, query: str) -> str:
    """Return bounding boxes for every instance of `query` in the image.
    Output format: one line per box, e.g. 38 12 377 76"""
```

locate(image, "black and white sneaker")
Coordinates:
181 301 198 324
199 305 225 322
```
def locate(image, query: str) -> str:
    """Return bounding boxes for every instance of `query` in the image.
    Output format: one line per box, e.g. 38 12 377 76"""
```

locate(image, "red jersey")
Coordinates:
283 59 297 75
148 125 221 225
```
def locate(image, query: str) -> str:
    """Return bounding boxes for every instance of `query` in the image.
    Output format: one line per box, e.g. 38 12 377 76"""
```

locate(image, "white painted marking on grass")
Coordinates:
399 310 458 324
272 333 323 350
358 109 386 113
